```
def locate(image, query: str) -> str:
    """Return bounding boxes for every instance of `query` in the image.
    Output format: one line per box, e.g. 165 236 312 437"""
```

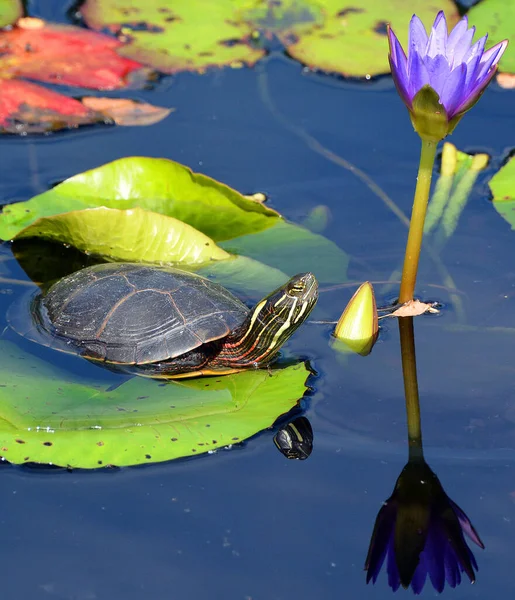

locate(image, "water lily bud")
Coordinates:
333 282 378 356
388 11 508 141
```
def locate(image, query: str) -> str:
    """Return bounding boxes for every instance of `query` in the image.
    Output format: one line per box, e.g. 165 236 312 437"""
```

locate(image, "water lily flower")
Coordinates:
388 11 508 141
365 459 484 594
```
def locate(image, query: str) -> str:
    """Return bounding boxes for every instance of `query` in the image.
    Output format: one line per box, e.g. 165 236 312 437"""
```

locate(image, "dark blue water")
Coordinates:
1 4 515 598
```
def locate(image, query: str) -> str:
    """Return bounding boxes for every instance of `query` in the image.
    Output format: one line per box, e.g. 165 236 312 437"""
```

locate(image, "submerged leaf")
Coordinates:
13 207 230 265
0 340 309 468
490 157 515 231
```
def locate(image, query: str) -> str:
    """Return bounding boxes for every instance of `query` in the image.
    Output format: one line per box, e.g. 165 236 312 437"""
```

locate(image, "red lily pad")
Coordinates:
0 79 108 134
0 19 148 89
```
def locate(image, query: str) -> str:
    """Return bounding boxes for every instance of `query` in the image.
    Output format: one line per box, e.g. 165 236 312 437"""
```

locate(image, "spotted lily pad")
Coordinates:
80 0 265 73
467 0 515 74
0 0 22 28
80 0 459 77
489 157 515 230
0 340 309 468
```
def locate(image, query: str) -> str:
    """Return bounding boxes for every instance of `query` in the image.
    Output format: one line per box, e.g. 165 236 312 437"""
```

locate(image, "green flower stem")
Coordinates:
398 316 424 459
399 138 438 304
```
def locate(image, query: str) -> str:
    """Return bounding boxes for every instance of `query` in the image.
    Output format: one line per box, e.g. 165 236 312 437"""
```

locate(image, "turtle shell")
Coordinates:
21 263 250 365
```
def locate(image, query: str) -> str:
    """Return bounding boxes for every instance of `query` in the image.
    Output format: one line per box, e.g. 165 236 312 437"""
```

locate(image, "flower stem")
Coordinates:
398 138 438 303
398 316 424 459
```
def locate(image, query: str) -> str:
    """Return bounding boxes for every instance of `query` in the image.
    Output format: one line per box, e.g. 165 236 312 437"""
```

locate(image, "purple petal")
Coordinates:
424 54 451 98
407 50 430 97
388 28 410 104
408 14 429 57
440 63 467 116
410 551 428 594
447 16 469 59
427 11 448 58
478 39 509 72
462 36 487 87
453 66 497 115
450 26 475 65
449 499 485 548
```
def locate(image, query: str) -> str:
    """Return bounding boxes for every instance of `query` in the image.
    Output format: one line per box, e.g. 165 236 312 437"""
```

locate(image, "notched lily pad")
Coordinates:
13 206 230 265
80 0 265 73
0 340 310 468
80 0 459 77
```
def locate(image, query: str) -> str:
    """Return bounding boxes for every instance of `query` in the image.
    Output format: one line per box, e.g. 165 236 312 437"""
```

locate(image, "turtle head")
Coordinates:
219 273 318 367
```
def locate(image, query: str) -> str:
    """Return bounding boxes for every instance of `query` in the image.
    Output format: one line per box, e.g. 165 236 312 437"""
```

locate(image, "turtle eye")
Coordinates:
287 281 305 296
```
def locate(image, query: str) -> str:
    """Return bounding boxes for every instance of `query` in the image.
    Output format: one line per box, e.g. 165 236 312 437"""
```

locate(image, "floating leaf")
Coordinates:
490 157 515 230
0 157 348 282
0 79 108 134
273 0 459 78
0 340 309 468
13 207 230 265
81 0 458 77
467 0 515 74
0 21 148 89
81 97 173 126
0 157 279 242
80 0 265 73
221 219 348 284
0 0 22 28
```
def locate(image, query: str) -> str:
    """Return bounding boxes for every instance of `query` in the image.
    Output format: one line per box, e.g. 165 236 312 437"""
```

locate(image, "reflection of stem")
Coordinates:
398 317 423 459
399 140 438 303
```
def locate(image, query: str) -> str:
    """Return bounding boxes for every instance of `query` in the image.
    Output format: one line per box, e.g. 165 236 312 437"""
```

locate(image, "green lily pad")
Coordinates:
1 156 348 283
0 157 279 243
80 0 265 73
490 157 515 229
467 0 515 74
0 340 309 468
275 0 459 78
0 0 22 28
14 206 229 266
80 0 459 77
221 220 348 283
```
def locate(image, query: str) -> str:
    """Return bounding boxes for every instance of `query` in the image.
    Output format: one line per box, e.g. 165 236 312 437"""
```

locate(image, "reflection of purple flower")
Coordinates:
365 460 484 594
388 11 507 132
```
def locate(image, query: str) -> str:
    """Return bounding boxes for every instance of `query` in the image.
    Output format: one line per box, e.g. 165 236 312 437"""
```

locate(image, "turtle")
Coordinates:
9 262 318 379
